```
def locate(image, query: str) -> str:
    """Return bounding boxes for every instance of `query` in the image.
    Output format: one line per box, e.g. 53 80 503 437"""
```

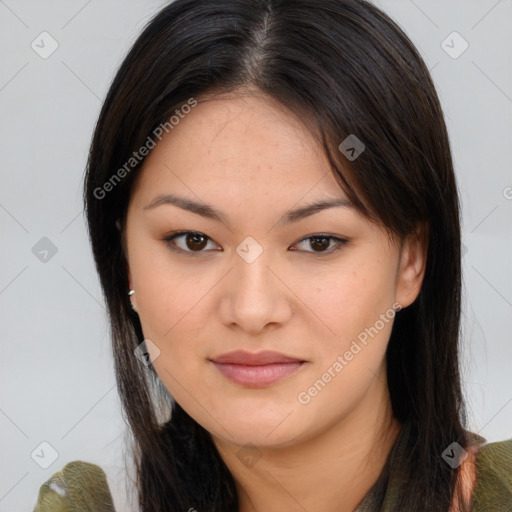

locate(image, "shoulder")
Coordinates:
33 460 116 512
472 438 512 511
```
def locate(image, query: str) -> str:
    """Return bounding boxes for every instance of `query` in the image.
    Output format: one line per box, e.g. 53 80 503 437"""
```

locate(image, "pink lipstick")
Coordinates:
210 350 305 388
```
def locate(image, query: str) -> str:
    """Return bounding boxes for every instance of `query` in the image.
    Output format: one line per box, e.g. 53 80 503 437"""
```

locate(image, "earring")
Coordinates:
128 289 137 312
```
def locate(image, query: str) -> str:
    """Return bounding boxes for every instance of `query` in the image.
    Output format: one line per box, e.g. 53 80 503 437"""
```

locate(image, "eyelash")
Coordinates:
161 231 348 257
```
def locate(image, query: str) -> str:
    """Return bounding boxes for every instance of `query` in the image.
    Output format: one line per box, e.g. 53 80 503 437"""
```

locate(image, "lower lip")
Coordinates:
212 361 305 387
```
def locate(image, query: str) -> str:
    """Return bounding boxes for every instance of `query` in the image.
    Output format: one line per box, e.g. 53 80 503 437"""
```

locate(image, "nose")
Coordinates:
218 245 293 334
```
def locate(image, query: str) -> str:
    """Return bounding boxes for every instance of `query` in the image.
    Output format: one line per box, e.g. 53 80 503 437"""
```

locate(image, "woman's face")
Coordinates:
124 91 424 449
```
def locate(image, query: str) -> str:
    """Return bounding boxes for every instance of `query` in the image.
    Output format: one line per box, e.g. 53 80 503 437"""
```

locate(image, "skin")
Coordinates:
124 90 427 512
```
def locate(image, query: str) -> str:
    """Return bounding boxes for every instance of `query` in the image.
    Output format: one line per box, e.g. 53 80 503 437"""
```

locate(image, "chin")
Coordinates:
211 413 312 450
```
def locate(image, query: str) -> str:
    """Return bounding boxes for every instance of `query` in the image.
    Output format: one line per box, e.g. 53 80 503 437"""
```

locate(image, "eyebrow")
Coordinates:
143 193 354 227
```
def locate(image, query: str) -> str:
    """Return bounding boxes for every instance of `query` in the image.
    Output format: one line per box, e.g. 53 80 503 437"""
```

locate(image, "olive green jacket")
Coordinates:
354 438 512 511
32 439 512 511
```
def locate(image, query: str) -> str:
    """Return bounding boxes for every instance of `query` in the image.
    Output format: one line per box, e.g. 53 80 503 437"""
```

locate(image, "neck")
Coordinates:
212 364 401 512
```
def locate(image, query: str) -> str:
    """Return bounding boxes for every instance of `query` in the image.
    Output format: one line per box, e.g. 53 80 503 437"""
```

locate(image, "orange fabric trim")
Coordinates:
449 444 479 512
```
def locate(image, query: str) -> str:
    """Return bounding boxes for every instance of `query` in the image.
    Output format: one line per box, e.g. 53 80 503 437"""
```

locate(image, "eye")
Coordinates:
162 231 221 255
161 231 348 256
291 234 348 254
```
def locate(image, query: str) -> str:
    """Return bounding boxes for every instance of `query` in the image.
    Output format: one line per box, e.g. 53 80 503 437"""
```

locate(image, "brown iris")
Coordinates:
186 233 208 251
309 236 330 252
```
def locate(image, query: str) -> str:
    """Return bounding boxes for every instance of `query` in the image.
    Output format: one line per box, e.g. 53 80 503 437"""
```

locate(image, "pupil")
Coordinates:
311 236 329 251
187 233 207 251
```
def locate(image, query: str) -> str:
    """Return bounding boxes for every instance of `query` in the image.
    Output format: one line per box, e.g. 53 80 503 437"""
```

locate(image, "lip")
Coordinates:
211 350 304 365
210 350 306 388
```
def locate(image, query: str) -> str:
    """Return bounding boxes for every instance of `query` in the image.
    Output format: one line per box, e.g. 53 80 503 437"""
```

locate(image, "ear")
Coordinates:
395 223 428 309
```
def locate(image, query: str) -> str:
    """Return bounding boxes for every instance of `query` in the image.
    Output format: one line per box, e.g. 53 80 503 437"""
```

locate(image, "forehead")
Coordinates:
129 92 345 203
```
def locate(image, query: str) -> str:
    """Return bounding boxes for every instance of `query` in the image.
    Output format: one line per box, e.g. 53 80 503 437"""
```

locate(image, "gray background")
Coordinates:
1 1 511 510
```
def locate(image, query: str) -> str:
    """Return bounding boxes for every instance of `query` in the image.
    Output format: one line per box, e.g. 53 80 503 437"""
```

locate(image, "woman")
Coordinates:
33 0 512 511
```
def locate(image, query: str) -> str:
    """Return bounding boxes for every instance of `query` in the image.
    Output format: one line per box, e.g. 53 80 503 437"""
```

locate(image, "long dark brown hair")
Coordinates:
83 0 473 510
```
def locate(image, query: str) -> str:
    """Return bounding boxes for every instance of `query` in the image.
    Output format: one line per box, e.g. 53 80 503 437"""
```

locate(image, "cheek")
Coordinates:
294 256 398 350
131 240 219 340
130 261 220 402
293 265 398 430
137 269 211 408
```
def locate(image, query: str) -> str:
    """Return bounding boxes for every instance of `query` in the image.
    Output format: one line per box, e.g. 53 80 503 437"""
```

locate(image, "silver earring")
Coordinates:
128 289 137 311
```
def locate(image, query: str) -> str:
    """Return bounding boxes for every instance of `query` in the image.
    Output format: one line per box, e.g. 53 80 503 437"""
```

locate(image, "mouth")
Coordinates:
209 350 306 388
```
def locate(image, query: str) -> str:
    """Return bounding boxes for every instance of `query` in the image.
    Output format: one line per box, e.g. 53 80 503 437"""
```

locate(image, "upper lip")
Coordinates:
210 350 304 365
